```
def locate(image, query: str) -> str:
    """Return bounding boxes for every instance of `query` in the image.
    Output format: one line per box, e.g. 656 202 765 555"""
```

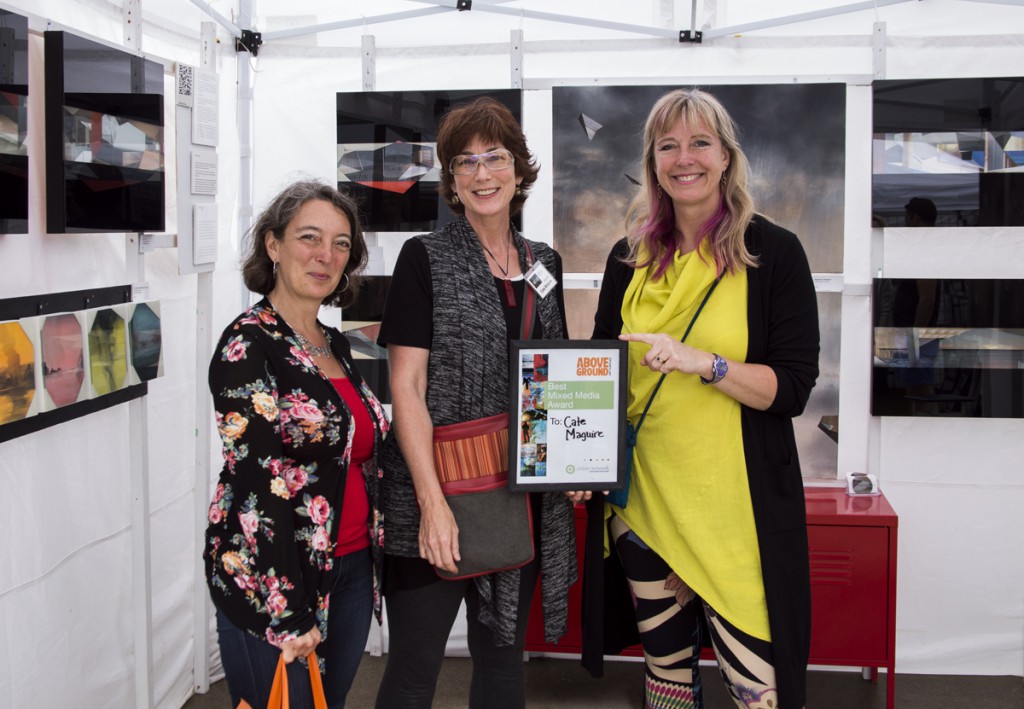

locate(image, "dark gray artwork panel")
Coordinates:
552 83 846 274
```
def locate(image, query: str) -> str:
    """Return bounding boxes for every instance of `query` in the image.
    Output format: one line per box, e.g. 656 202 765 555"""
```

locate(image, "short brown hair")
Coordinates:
436 97 538 217
241 180 367 308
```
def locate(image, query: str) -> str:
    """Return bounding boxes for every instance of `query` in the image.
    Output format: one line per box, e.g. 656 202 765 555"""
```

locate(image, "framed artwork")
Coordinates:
872 77 1024 227
0 287 145 443
44 30 165 233
336 89 521 232
508 340 627 492
39 311 89 410
127 301 163 384
0 9 29 234
872 278 1024 417
551 83 846 275
0 319 38 424
85 305 130 397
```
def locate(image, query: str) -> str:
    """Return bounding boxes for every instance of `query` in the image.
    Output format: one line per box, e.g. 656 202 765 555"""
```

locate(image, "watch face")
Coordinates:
713 355 728 378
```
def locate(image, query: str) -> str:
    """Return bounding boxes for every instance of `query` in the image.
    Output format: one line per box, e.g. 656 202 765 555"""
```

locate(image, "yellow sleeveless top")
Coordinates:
614 243 770 641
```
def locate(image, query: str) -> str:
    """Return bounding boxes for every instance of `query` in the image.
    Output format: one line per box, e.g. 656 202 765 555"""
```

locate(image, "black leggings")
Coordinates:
374 553 540 709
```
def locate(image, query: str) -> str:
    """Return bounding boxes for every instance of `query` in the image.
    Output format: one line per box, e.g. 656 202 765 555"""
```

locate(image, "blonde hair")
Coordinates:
624 88 758 278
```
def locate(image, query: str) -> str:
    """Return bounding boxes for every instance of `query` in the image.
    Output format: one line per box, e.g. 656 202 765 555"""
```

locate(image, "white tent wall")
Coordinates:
0 2 1021 708
0 1 240 707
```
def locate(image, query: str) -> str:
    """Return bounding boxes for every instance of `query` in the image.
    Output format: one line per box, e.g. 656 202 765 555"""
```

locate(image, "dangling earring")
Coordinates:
272 261 278 279
656 184 663 199
340 273 350 293
721 173 728 188
451 194 460 205
515 185 523 196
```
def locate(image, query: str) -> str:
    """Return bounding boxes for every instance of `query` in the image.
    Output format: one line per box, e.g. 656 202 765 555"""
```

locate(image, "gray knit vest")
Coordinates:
380 216 577 644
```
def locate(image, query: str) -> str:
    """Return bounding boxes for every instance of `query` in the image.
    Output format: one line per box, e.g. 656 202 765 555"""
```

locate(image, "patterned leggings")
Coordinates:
611 516 779 709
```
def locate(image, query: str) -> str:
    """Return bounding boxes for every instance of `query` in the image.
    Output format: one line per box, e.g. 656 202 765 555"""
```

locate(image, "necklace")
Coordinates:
294 329 333 358
480 234 517 307
270 300 333 358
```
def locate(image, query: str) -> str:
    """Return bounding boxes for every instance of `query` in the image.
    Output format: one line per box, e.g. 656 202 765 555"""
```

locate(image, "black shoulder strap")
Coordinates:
633 276 721 434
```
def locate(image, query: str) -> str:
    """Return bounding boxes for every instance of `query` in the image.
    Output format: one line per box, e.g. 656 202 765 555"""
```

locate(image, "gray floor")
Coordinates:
182 654 1023 708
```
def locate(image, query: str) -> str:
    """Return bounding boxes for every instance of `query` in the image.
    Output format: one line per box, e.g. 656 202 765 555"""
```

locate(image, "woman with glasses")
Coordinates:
374 97 577 709
204 180 390 708
579 89 820 708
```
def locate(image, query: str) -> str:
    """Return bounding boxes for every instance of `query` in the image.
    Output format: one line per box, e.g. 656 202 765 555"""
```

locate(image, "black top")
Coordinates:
377 237 568 348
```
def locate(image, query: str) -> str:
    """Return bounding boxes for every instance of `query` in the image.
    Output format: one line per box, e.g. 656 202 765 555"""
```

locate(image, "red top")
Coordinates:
331 378 374 556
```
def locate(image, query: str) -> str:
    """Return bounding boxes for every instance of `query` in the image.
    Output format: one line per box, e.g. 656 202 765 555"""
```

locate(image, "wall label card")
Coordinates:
509 340 627 491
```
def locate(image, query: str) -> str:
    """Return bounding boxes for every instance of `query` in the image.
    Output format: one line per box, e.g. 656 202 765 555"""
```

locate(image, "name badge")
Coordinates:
524 261 557 298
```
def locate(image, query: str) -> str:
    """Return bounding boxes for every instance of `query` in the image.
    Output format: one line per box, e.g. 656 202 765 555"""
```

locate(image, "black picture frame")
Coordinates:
508 339 627 492
871 278 1024 418
872 77 1024 227
336 89 521 232
0 9 29 234
44 30 165 233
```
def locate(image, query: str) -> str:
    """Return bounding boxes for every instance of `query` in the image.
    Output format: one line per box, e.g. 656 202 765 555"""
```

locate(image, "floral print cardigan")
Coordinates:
204 299 389 649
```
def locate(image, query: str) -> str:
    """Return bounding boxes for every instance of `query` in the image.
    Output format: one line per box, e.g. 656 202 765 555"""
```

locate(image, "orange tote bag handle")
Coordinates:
236 651 327 709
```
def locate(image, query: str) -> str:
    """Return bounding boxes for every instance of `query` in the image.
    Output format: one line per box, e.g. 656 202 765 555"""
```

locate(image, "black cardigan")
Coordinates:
582 217 820 709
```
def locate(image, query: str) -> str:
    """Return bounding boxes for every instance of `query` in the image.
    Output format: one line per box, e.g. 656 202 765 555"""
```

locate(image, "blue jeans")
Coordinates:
216 547 373 709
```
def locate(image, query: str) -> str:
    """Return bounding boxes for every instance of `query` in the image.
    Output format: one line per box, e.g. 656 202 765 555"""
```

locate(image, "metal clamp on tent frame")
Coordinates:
235 29 262 55
679 30 702 43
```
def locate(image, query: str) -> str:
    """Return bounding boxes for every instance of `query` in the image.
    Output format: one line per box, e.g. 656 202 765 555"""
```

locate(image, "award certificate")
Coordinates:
508 340 627 491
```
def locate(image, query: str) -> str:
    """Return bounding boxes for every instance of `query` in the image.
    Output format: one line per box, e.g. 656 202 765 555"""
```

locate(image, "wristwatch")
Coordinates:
700 353 728 385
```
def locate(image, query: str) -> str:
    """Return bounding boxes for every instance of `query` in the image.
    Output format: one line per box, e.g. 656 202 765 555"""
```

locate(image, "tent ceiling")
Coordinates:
147 0 1024 49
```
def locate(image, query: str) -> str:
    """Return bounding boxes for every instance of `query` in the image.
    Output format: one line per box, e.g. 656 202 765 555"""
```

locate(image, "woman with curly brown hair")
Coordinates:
205 180 389 709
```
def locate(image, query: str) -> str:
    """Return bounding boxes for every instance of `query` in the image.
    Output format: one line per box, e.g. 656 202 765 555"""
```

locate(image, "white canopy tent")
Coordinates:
1 1 1022 707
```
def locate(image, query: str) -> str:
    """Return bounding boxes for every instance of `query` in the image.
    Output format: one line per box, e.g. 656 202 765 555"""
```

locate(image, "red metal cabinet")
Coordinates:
524 488 898 709
805 488 898 709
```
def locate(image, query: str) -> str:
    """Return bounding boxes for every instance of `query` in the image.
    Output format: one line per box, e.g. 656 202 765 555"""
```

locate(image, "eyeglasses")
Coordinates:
448 149 515 176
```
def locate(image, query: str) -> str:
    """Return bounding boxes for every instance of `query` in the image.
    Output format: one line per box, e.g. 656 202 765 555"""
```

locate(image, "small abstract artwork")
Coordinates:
88 307 128 396
41 313 86 408
342 276 391 404
0 321 36 424
128 302 163 383
336 89 521 232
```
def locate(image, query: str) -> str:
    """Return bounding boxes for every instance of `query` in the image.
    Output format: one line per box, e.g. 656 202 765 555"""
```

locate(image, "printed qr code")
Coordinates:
178 65 194 97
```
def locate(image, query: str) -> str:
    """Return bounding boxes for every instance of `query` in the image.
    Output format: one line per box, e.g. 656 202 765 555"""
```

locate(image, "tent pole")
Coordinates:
473 5 678 39
263 7 450 42
192 21 218 700
362 35 375 92
123 9 154 709
703 0 913 39
186 0 241 38
511 29 523 89
237 0 254 313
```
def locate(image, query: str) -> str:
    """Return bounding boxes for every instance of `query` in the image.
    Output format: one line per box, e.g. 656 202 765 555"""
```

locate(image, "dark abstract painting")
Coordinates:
337 89 521 232
552 83 846 275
